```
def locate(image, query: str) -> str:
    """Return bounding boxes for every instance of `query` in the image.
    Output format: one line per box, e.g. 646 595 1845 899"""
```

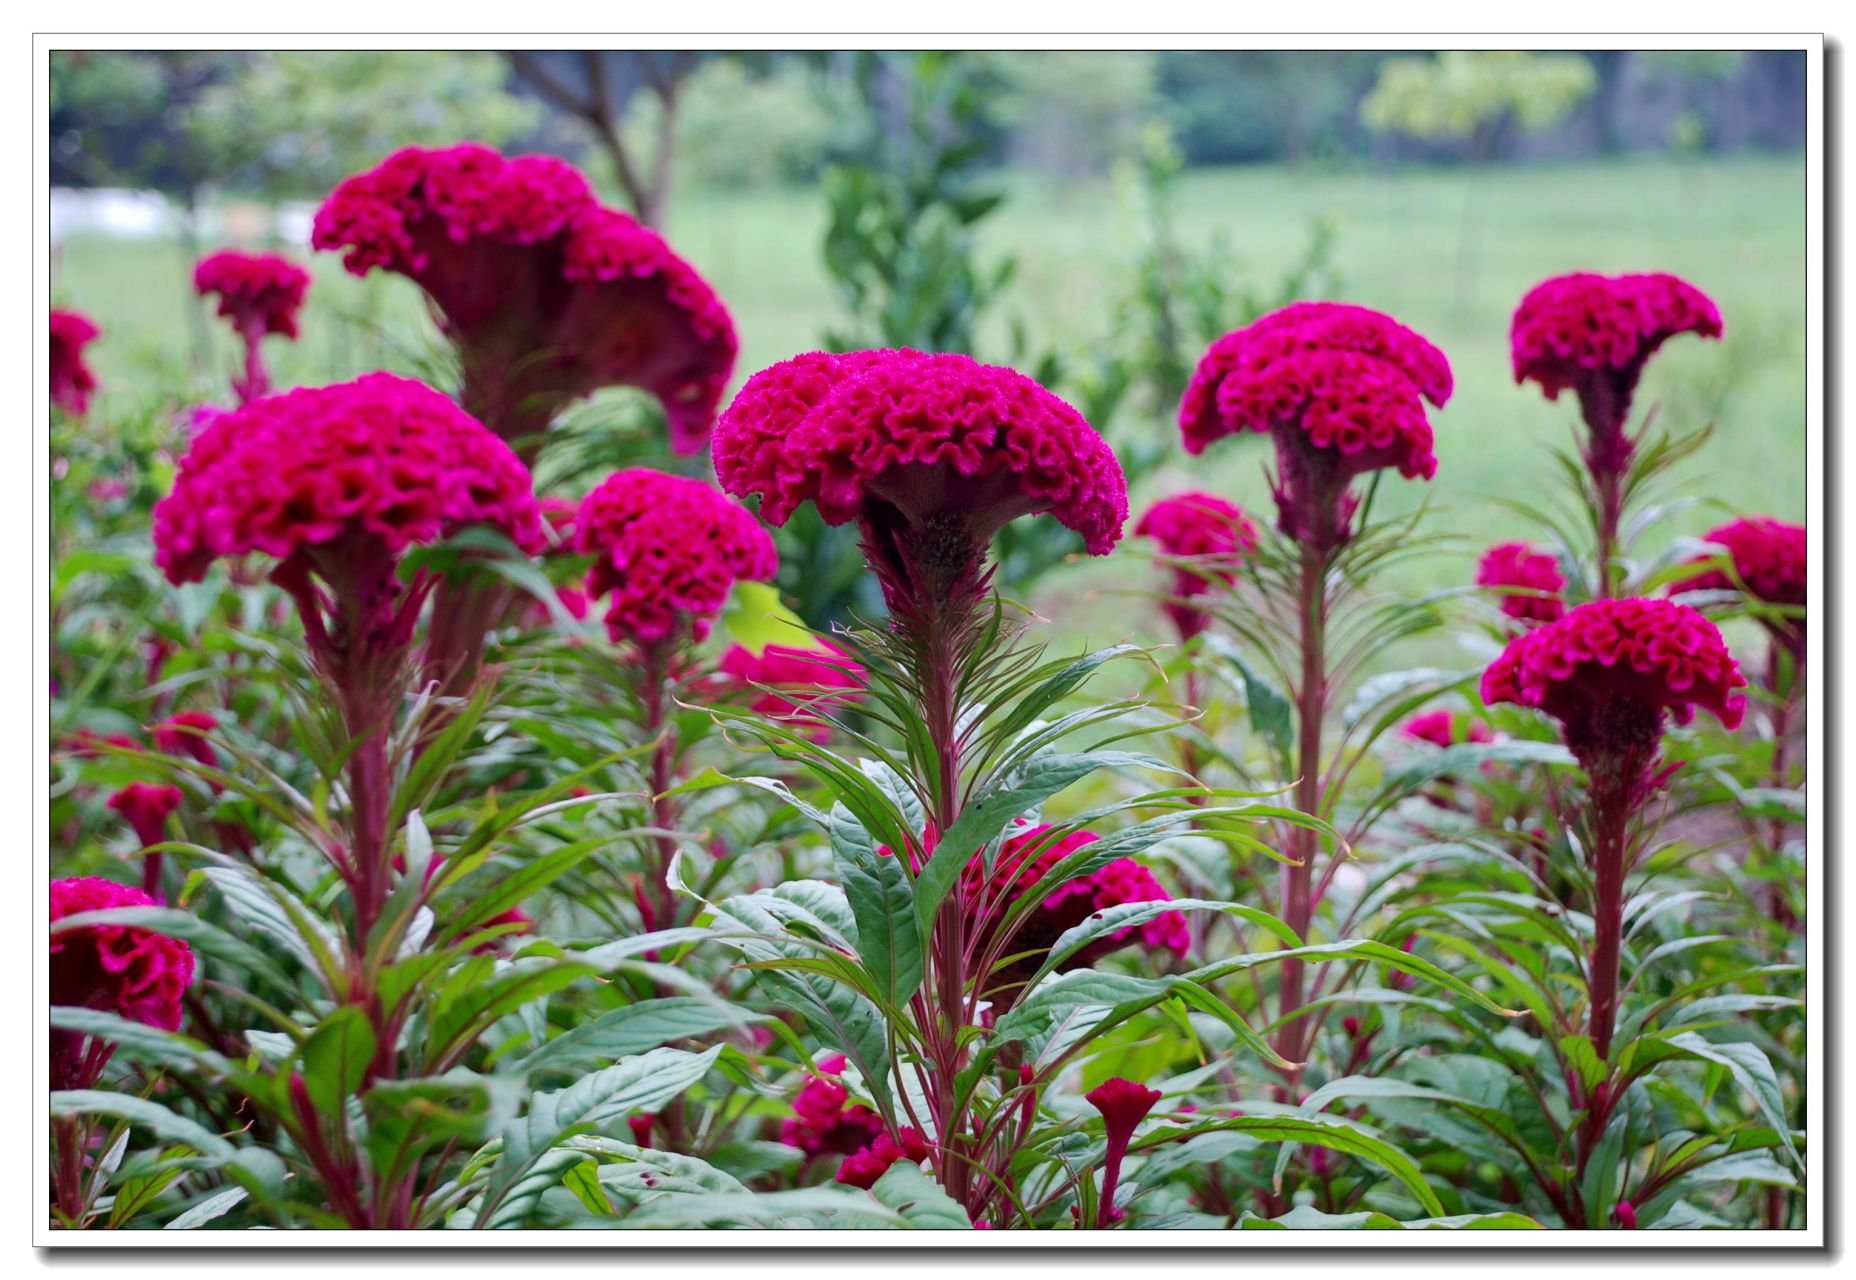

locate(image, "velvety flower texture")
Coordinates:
1674 517 1807 610
1085 1076 1162 1228
1134 492 1259 639
50 309 101 416
50 877 196 1089
153 372 544 587
574 468 777 647
1510 272 1722 438
1482 597 1746 780
1178 302 1451 549
716 641 863 734
193 250 311 340
780 1056 884 1157
976 826 1191 965
1400 709 1492 748
714 349 1127 606
312 143 736 453
107 782 182 849
153 710 220 770
1477 541 1567 625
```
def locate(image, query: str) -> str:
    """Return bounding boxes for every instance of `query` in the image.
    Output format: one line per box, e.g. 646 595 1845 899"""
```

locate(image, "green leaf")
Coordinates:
49 1006 231 1076
299 1006 377 1114
1652 1034 1802 1171
1204 634 1294 758
1141 1115 1445 1217
50 1091 236 1164
164 1186 248 1230
830 803 923 1008
515 998 757 1077
869 1161 971 1228
720 580 812 655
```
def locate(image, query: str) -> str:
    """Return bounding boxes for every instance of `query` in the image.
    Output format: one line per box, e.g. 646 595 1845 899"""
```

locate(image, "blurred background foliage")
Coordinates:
49 47 1807 642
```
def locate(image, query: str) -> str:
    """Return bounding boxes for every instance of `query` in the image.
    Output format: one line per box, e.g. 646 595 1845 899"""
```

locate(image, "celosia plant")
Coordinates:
1477 541 1567 625
106 782 182 894
716 640 863 738
1400 709 1492 748
312 143 736 456
1673 516 1806 661
193 250 311 403
1134 492 1259 641
50 309 101 417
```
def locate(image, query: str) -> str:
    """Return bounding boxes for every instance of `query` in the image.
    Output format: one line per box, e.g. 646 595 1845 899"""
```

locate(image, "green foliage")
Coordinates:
1361 51 1598 155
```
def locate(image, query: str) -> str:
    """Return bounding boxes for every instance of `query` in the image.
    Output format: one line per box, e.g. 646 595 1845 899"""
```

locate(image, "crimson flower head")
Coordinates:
107 782 183 850
780 1057 884 1158
714 349 1127 610
1511 272 1722 442
50 309 101 417
1672 516 1806 659
1134 492 1259 640
716 640 863 737
1477 541 1567 625
574 468 777 648
1086 1076 1162 1227
1179 302 1451 550
50 877 196 1089
312 143 736 455
1482 597 1746 797
153 710 220 770
194 250 311 340
836 1127 931 1190
1400 709 1492 748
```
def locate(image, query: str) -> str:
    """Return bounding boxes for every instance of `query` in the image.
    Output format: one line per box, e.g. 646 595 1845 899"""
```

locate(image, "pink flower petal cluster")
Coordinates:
1481 598 1746 764
1510 272 1722 431
717 641 863 734
153 372 544 586
975 825 1190 972
193 250 312 339
714 349 1127 602
312 143 736 453
1400 709 1492 748
573 468 777 647
779 1054 885 1158
1134 492 1258 638
1477 541 1567 625
1178 303 1450 548
836 1126 931 1190
1673 516 1806 610
1085 1076 1162 1227
50 308 101 416
50 877 196 1089
153 710 220 769
107 782 182 849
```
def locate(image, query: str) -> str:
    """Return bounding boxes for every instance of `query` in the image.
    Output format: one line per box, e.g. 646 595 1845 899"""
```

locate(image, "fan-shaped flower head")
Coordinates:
1400 709 1492 748
715 348 1127 609
1672 516 1807 660
1482 597 1746 791
1511 272 1722 444
574 468 777 648
50 877 196 1089
194 250 311 340
50 309 101 417
153 710 220 770
717 640 863 737
1086 1076 1163 1226
1178 302 1451 550
1134 492 1259 640
779 1055 884 1158
312 143 736 454
1477 541 1567 625
107 782 182 850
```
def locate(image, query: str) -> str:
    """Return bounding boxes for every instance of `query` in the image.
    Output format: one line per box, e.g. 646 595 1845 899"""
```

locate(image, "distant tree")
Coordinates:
992 51 1158 175
1360 50 1597 162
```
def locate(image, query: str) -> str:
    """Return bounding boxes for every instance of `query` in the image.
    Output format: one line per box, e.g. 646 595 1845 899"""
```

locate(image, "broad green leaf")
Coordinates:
299 1006 377 1114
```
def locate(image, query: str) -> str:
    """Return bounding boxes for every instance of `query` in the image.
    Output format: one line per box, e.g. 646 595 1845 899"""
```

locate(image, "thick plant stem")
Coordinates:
347 696 392 950
641 645 682 932
1275 543 1328 1080
1594 465 1624 599
1587 797 1629 1062
52 1116 87 1225
234 317 271 404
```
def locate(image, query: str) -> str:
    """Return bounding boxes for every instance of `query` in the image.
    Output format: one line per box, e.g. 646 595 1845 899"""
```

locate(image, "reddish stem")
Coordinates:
1275 542 1328 1081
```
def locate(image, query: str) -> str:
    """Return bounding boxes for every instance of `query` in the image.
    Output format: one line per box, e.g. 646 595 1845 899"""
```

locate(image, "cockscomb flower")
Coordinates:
194 250 312 402
1482 596 1745 795
50 309 101 417
1178 302 1451 550
780 1056 886 1159
152 710 220 771
107 783 182 850
1672 516 1806 659
716 640 863 736
574 468 777 648
1134 492 1259 639
50 877 196 1089
1478 542 1567 625
1085 1077 1162 1228
836 1127 932 1190
312 143 736 454
1400 709 1492 748
714 348 1128 610
1510 272 1722 445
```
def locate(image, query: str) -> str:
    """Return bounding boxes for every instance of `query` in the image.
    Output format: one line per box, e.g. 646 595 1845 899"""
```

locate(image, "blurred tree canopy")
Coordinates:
1360 51 1598 161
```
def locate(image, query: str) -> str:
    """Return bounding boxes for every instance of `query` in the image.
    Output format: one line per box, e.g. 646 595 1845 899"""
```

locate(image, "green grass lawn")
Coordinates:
54 152 1807 655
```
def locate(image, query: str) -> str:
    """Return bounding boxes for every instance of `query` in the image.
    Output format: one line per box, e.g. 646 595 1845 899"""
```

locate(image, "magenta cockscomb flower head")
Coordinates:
1179 302 1451 551
714 349 1128 611
153 373 543 697
574 468 777 649
107 783 182 850
780 1060 886 1159
1511 272 1722 451
194 250 312 403
1085 1076 1162 1228
716 640 863 738
1134 492 1259 640
1672 516 1807 659
194 250 310 340
1482 597 1745 801
50 309 101 417
50 877 196 1089
152 711 220 770
312 144 737 455
1400 709 1492 748
1477 541 1567 625
836 1126 932 1190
